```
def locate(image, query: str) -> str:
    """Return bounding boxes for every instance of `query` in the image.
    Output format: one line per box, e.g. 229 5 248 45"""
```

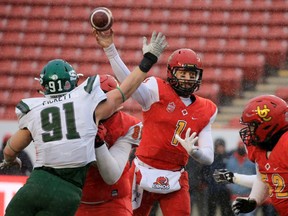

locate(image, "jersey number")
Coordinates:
171 120 187 146
261 173 288 198
40 102 80 142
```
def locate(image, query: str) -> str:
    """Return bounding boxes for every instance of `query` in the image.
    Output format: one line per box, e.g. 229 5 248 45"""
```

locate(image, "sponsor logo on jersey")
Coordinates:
265 163 270 170
166 102 176 113
182 109 188 116
152 176 170 190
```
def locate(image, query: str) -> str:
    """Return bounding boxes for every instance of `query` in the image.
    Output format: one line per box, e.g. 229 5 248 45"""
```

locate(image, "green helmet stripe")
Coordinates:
84 76 97 94
16 100 30 114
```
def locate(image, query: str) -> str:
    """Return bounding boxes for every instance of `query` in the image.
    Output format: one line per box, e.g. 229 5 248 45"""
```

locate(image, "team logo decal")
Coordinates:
182 109 188 116
166 102 176 113
256 105 272 122
64 81 71 90
265 163 270 170
152 176 170 190
51 74 58 80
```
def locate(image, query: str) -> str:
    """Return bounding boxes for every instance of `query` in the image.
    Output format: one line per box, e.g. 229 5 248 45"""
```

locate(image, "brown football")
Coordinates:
90 7 113 31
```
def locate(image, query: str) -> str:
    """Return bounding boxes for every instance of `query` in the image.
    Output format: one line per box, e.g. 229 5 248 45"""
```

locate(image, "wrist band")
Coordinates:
116 86 126 102
139 52 158 73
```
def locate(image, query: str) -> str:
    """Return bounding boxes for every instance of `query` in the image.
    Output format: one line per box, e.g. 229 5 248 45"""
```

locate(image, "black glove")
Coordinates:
94 124 107 148
232 197 257 215
213 169 234 183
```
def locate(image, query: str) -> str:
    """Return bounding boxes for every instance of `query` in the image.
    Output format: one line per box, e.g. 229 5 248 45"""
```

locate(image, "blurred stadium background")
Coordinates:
0 1 287 215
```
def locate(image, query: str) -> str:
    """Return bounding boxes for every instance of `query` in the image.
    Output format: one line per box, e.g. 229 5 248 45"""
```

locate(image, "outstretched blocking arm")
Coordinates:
94 30 167 123
95 65 148 123
96 30 167 109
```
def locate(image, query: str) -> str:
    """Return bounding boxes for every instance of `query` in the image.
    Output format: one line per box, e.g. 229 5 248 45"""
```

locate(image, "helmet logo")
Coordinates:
256 105 272 122
69 70 78 81
64 81 71 90
51 74 58 80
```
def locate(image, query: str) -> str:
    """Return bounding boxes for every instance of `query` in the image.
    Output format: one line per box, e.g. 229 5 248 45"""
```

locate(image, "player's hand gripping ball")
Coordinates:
90 7 113 31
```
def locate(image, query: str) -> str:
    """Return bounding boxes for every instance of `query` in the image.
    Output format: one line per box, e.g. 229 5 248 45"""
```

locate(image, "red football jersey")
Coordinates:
248 131 288 215
81 111 141 203
136 78 217 170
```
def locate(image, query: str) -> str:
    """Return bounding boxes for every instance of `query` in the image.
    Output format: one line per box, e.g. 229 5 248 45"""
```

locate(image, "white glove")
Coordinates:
175 128 199 156
142 31 168 58
0 157 22 170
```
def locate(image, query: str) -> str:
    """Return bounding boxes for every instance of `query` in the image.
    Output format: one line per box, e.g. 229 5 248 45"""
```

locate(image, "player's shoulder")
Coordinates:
16 97 46 119
77 75 100 94
105 110 141 125
17 97 46 113
280 130 288 140
117 111 141 124
277 131 288 148
194 94 217 109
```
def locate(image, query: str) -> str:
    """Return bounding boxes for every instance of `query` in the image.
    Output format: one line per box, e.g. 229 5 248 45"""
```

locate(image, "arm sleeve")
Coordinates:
191 109 218 165
103 44 158 109
94 124 141 184
249 164 269 205
233 173 256 188
95 139 132 185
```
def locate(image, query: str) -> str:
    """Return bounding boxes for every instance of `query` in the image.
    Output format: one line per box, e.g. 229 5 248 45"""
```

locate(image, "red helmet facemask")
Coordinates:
167 48 203 97
239 95 288 150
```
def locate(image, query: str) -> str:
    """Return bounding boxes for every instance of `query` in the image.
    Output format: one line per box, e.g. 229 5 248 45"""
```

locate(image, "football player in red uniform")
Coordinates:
232 95 288 216
95 31 217 216
75 74 142 216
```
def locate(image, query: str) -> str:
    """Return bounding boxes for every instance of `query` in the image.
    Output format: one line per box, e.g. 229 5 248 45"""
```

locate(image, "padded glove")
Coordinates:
213 169 234 183
0 157 22 170
142 31 168 58
175 128 199 156
95 123 107 148
232 197 257 215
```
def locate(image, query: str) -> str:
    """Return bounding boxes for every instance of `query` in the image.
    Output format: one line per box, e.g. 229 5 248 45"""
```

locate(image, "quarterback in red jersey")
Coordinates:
96 31 217 216
75 75 142 216
232 95 288 216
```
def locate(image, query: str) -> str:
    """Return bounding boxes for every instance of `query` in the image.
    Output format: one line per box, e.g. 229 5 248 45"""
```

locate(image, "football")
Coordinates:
89 7 113 31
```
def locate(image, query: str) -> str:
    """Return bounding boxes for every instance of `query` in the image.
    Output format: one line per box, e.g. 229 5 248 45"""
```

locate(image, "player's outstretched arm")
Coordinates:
95 31 168 122
97 30 167 108
213 169 256 188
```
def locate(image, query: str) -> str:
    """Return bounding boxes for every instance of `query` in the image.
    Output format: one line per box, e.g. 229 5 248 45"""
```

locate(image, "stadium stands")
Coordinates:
0 0 287 124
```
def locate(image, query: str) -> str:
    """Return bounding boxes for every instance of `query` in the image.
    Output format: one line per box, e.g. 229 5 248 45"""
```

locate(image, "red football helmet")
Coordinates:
167 48 203 97
99 74 119 93
239 95 288 150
